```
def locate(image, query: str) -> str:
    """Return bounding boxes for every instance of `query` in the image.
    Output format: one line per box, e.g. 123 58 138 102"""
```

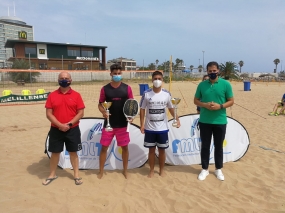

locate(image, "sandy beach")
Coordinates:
0 80 284 213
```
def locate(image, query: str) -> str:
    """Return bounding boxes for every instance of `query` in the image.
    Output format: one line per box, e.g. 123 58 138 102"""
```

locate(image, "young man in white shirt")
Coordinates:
140 71 180 178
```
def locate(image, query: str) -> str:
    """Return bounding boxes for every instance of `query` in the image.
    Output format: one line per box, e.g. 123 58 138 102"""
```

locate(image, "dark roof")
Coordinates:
5 39 107 49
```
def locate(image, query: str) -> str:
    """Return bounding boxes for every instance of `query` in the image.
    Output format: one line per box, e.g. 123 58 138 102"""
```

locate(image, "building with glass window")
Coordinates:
4 39 107 70
106 57 137 71
0 16 34 68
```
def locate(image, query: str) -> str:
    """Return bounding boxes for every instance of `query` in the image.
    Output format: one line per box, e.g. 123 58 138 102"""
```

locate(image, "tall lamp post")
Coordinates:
29 53 31 83
202 50 205 72
61 55 63 70
91 52 93 81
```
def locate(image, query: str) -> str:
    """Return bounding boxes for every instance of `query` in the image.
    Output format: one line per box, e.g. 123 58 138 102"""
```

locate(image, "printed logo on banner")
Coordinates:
171 117 231 158
87 123 103 141
63 121 125 167
46 118 148 169
64 122 103 157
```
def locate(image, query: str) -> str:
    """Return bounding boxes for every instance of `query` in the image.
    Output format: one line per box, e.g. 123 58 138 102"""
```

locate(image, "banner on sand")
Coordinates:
45 118 148 170
164 114 250 165
45 115 249 169
0 93 50 103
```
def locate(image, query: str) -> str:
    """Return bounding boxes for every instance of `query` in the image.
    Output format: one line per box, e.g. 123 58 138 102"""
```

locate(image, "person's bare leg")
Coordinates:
148 147 156 178
42 152 60 184
158 148 166 177
97 146 109 179
121 145 129 179
69 152 82 184
279 106 285 114
273 103 281 113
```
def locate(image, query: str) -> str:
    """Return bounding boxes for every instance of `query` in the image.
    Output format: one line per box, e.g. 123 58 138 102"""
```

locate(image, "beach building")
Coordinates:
4 39 107 70
0 15 34 68
106 57 137 71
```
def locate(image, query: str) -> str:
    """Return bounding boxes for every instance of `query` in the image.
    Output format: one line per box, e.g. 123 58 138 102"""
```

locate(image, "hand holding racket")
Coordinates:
123 99 139 132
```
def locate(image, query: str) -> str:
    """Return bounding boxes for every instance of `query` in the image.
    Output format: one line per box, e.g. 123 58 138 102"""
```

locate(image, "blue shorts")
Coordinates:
144 131 169 149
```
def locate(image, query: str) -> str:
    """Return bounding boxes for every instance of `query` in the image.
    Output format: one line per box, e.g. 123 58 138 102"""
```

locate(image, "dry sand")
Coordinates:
0 81 284 213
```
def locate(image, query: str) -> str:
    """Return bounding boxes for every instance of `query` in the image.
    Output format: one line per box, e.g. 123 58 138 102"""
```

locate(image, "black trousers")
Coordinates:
199 122 227 170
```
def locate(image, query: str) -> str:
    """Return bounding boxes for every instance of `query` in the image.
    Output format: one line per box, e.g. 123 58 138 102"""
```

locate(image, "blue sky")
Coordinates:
1 0 285 72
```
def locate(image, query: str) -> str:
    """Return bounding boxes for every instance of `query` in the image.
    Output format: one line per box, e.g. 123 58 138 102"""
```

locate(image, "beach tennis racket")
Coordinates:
123 99 139 132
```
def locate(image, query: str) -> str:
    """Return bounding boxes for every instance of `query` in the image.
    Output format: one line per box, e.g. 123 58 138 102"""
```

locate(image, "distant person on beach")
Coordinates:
194 61 234 181
139 71 181 178
196 75 210 114
97 63 134 179
43 71 85 186
268 93 285 116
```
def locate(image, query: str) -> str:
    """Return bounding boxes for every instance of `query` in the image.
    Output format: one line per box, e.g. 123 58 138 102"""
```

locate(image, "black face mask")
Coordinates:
208 73 218 80
58 79 71 88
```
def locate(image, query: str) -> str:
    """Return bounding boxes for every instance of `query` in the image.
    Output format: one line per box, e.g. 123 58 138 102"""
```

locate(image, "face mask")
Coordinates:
112 75 122 82
58 79 71 88
208 72 218 80
153 80 162 88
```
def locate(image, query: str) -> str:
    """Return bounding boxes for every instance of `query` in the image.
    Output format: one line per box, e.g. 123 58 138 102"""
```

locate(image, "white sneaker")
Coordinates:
215 169 225 181
198 169 209 181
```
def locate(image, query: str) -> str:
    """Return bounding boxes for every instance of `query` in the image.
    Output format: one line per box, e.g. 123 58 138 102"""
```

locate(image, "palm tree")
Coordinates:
238 60 244 73
198 65 203 72
155 59 159 70
273 58 280 73
148 63 156 70
190 65 194 72
219 61 239 80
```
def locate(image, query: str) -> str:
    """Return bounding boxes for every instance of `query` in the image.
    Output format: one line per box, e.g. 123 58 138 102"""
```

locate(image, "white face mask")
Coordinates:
153 80 162 88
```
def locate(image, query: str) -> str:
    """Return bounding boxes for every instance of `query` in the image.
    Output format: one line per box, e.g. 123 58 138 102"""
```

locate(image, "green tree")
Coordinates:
273 58 280 73
219 61 239 80
155 59 159 70
198 65 203 72
190 65 194 72
148 63 156 70
238 60 244 73
10 59 41 82
174 58 184 69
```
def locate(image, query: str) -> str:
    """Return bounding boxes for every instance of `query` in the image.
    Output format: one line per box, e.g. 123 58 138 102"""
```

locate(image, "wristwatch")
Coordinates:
68 122 73 127
220 104 224 109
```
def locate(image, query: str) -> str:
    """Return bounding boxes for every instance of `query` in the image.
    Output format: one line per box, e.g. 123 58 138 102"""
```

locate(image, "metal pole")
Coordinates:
202 50 205 72
29 53 31 83
91 52 93 81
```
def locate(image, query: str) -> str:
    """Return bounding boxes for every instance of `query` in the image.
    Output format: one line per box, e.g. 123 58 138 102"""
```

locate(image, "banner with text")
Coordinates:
0 93 50 103
46 118 148 170
165 114 250 165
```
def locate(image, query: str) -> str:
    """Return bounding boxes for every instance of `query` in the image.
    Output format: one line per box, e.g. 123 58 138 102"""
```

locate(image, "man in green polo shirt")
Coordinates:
194 61 234 181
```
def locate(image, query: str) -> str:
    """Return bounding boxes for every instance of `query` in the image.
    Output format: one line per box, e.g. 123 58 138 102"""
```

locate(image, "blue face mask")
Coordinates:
58 79 71 88
112 75 122 82
208 72 218 80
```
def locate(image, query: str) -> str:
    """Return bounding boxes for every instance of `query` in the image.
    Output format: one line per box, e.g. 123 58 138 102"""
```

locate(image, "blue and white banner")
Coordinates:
165 114 250 165
46 118 148 170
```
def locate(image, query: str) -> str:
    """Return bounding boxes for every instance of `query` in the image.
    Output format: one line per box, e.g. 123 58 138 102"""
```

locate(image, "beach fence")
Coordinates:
0 69 161 105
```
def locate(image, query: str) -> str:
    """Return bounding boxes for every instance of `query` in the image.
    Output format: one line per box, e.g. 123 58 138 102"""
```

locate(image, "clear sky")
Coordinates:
1 0 285 72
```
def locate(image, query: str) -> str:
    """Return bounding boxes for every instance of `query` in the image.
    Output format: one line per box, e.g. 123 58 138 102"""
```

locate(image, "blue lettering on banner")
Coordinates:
172 138 203 154
78 142 102 156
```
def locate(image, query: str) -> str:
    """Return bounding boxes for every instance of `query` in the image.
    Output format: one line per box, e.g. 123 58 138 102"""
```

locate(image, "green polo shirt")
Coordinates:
195 77 233 124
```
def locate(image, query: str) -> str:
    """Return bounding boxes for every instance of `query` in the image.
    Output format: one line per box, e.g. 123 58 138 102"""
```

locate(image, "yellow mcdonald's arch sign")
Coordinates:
39 49 45 54
18 31 27 39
